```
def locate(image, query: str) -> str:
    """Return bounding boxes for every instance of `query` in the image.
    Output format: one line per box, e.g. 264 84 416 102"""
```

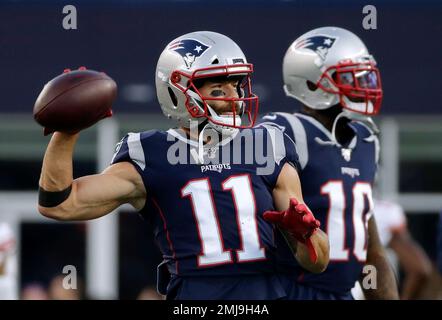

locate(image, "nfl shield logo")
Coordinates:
341 148 352 162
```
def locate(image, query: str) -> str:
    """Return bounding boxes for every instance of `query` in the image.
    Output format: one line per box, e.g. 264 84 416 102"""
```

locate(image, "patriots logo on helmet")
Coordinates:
168 39 210 68
295 35 336 60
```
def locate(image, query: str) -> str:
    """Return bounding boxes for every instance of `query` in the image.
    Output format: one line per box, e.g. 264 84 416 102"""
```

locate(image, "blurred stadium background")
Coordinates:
0 0 441 299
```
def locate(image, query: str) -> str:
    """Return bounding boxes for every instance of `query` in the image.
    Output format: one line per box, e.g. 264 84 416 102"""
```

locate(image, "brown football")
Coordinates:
33 67 117 135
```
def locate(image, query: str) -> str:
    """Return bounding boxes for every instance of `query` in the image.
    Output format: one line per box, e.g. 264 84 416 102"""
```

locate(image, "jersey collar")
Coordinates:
296 113 358 149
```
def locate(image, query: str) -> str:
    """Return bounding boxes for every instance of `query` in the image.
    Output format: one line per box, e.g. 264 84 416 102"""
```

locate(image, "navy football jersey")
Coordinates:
111 126 299 278
259 112 379 295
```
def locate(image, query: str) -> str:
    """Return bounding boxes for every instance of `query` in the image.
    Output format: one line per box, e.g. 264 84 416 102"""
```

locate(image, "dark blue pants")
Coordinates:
278 274 354 300
166 274 287 300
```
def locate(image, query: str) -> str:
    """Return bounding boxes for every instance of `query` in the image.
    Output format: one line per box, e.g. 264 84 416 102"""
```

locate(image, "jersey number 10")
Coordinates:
321 181 373 262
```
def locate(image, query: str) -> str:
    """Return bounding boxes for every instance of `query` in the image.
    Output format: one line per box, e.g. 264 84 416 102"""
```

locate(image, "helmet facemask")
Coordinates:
317 59 383 116
169 64 259 133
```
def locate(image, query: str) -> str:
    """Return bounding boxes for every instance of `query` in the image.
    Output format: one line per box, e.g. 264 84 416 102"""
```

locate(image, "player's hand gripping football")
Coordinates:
263 198 320 263
33 67 117 135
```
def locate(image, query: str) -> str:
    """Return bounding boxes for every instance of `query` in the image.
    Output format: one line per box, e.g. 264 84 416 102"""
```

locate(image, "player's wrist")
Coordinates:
44 127 80 136
55 130 80 137
51 131 80 143
288 224 318 243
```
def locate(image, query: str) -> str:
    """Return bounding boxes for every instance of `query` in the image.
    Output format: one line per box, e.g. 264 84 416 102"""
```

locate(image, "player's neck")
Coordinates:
301 106 337 132
301 106 354 145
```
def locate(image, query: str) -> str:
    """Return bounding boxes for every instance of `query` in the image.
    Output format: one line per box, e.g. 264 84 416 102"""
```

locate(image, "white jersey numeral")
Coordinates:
321 181 373 262
352 182 373 261
181 175 265 267
182 178 232 266
222 175 265 262
321 181 349 260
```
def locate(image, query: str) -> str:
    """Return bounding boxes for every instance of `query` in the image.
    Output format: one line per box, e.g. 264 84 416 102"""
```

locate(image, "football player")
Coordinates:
260 27 398 299
37 31 329 300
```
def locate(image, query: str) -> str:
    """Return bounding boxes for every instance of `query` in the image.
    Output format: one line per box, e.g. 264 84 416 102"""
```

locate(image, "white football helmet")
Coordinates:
283 26 382 118
156 31 258 135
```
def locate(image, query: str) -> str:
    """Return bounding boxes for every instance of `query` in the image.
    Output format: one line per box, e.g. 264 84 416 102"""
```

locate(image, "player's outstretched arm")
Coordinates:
38 132 146 221
270 163 329 273
361 217 399 299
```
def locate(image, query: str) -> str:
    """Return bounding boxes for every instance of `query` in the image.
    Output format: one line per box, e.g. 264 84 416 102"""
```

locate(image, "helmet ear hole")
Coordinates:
167 87 178 107
306 80 318 91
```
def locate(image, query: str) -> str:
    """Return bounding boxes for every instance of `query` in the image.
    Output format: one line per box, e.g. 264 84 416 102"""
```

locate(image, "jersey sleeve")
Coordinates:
111 132 147 176
281 132 300 171
258 124 300 188
258 112 309 170
258 112 296 140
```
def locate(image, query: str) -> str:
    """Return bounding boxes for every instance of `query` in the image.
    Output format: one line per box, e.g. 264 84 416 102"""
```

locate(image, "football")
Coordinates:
33 67 117 135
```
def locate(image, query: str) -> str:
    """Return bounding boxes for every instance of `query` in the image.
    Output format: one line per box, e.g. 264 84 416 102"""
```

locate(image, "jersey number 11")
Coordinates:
182 174 266 267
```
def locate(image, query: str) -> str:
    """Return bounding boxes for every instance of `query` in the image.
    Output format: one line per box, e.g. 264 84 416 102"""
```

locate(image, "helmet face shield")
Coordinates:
318 61 383 115
170 64 259 129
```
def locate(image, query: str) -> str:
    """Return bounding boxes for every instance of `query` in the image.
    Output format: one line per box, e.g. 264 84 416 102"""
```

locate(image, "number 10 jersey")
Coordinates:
260 112 379 295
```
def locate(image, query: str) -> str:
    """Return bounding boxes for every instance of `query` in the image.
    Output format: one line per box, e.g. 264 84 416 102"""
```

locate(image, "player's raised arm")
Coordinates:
268 163 329 273
38 132 146 221
35 68 146 221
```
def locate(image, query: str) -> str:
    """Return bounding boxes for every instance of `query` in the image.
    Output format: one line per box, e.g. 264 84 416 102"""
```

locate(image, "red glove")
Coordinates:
264 198 320 263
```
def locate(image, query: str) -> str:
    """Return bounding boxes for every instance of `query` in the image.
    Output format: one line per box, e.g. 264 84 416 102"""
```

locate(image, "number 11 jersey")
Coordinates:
111 126 299 278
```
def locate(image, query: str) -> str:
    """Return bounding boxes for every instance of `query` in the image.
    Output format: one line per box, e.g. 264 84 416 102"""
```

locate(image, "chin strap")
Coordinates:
331 111 348 145
363 117 380 135
314 111 347 147
342 108 380 135
194 122 239 165
315 111 379 147
197 123 211 164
